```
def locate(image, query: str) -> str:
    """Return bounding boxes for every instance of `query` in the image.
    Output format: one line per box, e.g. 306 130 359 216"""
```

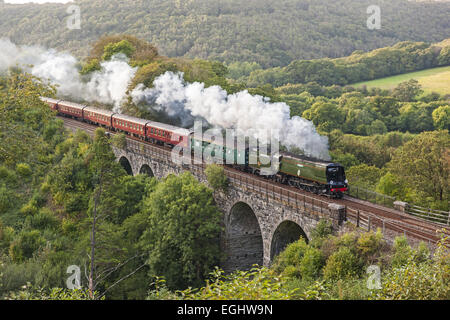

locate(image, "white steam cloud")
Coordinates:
0 38 136 111
0 39 330 159
131 72 331 160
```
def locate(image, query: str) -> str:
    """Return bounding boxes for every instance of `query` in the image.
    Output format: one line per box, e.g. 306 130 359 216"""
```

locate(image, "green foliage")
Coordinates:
437 46 450 66
4 285 98 300
376 172 406 199
111 133 127 149
2 1 449 68
346 164 384 190
15 163 32 177
248 40 450 86
271 238 309 276
299 247 325 280
387 130 449 206
178 267 298 300
392 79 423 102
432 105 450 130
391 236 414 268
80 59 101 75
374 237 450 300
356 229 386 265
302 101 345 132
139 172 222 290
9 230 46 263
102 40 136 61
323 246 362 281
205 164 228 191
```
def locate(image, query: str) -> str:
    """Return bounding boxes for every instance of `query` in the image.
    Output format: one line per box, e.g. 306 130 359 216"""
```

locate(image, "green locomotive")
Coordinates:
190 135 348 199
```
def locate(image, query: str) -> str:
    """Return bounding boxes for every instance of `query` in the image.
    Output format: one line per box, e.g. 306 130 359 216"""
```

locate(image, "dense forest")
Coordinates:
0 0 449 67
0 1 449 300
245 39 450 87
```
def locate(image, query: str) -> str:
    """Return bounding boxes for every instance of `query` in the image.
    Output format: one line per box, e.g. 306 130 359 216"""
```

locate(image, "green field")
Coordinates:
352 66 450 95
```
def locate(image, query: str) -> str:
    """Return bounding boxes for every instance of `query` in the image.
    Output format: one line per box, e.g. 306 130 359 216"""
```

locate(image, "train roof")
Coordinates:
84 106 115 117
40 97 60 104
57 100 87 110
112 113 190 135
145 119 191 136
40 97 190 136
112 113 151 126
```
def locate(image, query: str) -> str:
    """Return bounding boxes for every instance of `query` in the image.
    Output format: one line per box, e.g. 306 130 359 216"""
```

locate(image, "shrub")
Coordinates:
272 238 309 275
25 208 59 231
309 219 333 248
0 222 14 250
391 236 413 268
0 166 17 185
311 219 333 240
178 267 298 300
356 229 385 264
0 184 15 213
323 247 362 281
9 230 46 263
16 163 32 177
205 164 228 191
299 247 325 279
413 242 431 264
111 133 127 149
374 261 449 300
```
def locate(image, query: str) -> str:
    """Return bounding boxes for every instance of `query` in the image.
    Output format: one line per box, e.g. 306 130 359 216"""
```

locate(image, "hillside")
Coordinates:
0 0 450 67
352 65 450 95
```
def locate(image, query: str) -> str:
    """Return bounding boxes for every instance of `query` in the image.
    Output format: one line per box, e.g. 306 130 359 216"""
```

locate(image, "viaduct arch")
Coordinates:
111 144 345 272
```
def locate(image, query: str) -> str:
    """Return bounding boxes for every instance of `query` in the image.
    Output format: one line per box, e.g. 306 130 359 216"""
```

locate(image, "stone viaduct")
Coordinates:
111 138 346 272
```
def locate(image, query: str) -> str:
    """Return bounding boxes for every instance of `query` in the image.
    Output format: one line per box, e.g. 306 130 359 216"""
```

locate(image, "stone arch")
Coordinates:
270 220 308 261
119 156 133 176
139 164 154 177
223 201 264 272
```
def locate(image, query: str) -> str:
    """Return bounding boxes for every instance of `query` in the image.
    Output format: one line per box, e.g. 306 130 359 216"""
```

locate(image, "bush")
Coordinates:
323 246 362 281
0 184 15 213
178 267 298 300
16 163 32 177
356 229 385 264
9 230 46 263
25 208 59 231
205 164 228 191
374 261 449 300
272 238 309 275
0 166 17 185
391 236 413 268
310 219 333 248
299 247 325 280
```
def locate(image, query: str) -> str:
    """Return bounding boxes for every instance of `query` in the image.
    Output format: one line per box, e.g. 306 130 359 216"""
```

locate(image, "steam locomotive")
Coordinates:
41 97 348 198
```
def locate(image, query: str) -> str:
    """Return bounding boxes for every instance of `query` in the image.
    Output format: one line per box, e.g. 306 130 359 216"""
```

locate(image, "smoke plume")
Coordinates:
0 38 136 111
131 72 331 160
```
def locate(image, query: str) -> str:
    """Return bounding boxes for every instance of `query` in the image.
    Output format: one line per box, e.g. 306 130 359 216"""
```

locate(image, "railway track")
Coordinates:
60 116 450 246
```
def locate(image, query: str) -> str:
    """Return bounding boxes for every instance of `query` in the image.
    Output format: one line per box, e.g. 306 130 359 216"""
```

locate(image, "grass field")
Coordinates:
352 65 450 95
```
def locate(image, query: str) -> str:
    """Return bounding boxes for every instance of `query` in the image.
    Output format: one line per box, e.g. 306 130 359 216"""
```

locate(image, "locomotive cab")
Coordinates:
326 164 348 198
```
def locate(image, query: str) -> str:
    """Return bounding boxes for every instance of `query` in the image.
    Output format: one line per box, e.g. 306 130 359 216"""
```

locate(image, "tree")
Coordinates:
432 106 450 130
139 172 222 290
392 79 423 102
387 130 449 203
86 128 128 298
302 101 345 132
102 40 136 61
205 164 228 191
